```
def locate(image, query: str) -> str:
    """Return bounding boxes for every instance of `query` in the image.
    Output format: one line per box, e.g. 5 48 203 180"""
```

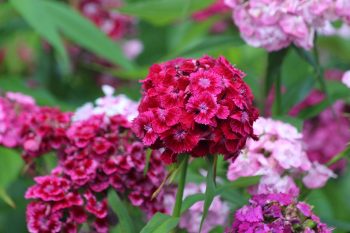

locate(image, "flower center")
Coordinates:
199 78 211 88
241 111 249 122
174 130 186 141
144 124 153 132
198 103 208 113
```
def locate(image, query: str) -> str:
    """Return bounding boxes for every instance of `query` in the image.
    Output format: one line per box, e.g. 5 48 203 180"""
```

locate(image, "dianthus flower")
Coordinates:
25 91 168 232
226 193 333 233
227 117 336 196
290 86 350 173
25 169 107 233
133 55 258 163
224 0 349 51
0 92 38 148
164 183 230 233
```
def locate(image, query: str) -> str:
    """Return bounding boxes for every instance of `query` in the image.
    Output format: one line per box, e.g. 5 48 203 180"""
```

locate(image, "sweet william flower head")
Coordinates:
226 193 333 233
133 55 259 163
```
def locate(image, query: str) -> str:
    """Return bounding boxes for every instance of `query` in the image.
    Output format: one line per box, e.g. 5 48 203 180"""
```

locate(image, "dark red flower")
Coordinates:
26 202 62 233
133 55 258 162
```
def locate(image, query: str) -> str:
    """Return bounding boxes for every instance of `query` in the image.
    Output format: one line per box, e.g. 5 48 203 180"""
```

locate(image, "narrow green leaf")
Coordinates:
0 147 24 207
41 0 134 70
199 156 216 232
10 0 69 70
0 188 16 208
140 213 179 233
119 0 214 26
108 191 136 233
181 193 205 214
11 0 134 71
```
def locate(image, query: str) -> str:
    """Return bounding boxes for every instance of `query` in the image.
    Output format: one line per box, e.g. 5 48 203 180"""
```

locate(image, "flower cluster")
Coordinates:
227 117 336 196
24 88 168 233
224 0 350 51
0 92 72 162
0 92 37 148
133 55 259 163
164 183 230 233
226 193 332 233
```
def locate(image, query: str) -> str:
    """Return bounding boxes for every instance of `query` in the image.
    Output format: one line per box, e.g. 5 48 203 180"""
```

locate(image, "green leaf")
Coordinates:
41 0 134 70
108 191 136 233
181 193 205 214
0 189 16 208
199 156 216 232
140 213 179 233
119 0 214 26
10 0 69 70
10 0 134 71
216 176 261 195
0 147 24 207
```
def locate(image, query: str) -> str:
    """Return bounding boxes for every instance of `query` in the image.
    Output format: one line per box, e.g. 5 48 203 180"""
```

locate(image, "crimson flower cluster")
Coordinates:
133 55 258 163
227 193 332 233
25 113 167 233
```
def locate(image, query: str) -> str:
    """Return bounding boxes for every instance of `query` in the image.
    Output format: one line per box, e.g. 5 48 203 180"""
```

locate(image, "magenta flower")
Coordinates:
133 55 258 163
226 193 333 233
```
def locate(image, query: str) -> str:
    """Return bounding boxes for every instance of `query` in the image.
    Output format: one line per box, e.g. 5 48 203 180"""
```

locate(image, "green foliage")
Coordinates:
140 213 179 233
119 0 214 26
10 0 133 72
108 191 136 233
0 147 24 207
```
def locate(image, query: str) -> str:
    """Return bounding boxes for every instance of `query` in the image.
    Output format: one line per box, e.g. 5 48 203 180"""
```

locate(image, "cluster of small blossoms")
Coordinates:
227 117 336 196
290 90 350 173
226 193 333 233
0 92 37 148
133 55 259 164
0 92 71 162
164 183 230 233
224 0 350 51
25 88 167 233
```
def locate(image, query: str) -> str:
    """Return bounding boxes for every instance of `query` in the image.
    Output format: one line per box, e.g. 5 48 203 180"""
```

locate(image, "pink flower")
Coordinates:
122 39 143 59
342 70 350 88
26 202 62 233
228 117 334 197
133 55 258 162
303 162 337 189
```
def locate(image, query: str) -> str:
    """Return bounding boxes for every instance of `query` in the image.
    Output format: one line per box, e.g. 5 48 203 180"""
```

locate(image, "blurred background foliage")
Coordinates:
0 0 350 232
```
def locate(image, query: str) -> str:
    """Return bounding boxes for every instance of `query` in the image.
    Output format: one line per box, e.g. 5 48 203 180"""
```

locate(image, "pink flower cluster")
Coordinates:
225 0 350 51
226 193 332 233
290 88 350 173
164 183 230 233
0 92 72 162
227 117 336 196
133 55 259 163
0 90 167 233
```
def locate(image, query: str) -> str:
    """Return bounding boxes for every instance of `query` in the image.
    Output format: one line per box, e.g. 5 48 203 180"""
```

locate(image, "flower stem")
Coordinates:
172 154 189 218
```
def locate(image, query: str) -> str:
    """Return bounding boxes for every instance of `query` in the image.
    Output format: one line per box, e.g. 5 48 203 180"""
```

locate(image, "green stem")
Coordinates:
172 154 189 218
275 71 282 116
